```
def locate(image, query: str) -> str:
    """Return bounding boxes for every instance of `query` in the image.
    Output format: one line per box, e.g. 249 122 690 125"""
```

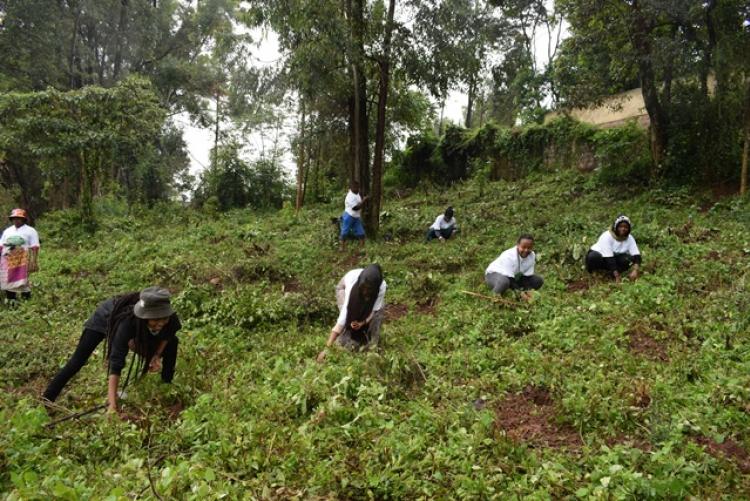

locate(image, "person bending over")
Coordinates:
318 264 386 362
43 287 181 415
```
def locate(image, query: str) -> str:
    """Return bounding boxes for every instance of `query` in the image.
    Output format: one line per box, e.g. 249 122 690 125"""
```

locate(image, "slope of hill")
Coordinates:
2 170 750 498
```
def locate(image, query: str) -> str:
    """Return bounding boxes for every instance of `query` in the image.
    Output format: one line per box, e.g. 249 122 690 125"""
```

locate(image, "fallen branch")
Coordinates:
459 290 523 308
145 421 165 501
45 404 106 428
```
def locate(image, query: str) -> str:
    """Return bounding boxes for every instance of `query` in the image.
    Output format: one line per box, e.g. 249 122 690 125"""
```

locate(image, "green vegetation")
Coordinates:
3 170 750 498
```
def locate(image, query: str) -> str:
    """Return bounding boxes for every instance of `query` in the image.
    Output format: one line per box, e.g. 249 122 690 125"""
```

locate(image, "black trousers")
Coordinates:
5 291 31 301
426 227 455 241
43 328 178 402
585 250 633 274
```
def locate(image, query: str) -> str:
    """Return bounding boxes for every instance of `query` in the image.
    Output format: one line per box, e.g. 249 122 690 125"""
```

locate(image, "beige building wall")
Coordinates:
545 87 650 128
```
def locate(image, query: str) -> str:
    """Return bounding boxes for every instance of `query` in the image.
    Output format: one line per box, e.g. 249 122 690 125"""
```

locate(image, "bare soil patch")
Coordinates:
494 385 582 449
416 297 439 316
282 279 302 293
628 327 669 362
565 279 589 292
694 435 750 473
384 303 409 321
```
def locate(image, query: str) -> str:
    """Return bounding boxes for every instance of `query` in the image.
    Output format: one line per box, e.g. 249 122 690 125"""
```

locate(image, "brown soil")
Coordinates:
494 385 582 449
384 303 409 321
416 297 439 316
339 252 362 268
694 435 750 473
699 182 739 212
167 401 185 421
565 279 590 292
605 434 652 452
282 279 302 293
628 327 669 362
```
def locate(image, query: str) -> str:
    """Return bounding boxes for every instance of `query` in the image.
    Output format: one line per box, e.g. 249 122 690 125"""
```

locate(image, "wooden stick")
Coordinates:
459 290 523 308
45 403 107 428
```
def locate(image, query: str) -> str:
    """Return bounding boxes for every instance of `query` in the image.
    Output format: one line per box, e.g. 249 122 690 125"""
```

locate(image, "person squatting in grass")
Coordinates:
485 234 544 300
586 215 641 282
43 287 181 416
0 208 40 302
426 206 458 242
318 264 387 362
340 180 368 250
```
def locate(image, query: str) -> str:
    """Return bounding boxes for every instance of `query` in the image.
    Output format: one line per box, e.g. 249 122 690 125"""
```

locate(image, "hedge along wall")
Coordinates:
480 117 651 183
390 116 652 188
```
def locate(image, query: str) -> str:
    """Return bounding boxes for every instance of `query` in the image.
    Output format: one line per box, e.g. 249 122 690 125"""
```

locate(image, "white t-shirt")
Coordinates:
336 268 387 328
344 191 363 218
590 231 640 257
0 224 40 254
430 214 456 231
485 247 536 278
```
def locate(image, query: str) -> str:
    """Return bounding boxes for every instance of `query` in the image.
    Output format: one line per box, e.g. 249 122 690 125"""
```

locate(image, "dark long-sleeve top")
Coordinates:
108 314 181 376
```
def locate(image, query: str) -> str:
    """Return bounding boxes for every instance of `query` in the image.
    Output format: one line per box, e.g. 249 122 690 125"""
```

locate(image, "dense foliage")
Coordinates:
390 118 652 187
3 170 750 498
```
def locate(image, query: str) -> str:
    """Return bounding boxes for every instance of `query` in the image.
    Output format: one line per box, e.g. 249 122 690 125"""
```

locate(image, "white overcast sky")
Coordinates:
178 5 567 180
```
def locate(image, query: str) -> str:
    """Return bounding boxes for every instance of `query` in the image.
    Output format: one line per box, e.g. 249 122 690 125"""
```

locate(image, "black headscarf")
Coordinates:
444 206 454 221
345 264 384 331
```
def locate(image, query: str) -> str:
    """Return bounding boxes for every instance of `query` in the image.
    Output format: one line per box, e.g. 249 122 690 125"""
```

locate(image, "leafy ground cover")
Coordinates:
2 170 750 499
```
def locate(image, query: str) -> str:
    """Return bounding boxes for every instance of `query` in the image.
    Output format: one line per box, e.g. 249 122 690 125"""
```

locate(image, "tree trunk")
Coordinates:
351 0 369 195
295 100 306 212
465 76 475 128
631 1 668 175
213 89 221 168
368 0 396 235
112 0 129 82
741 80 750 195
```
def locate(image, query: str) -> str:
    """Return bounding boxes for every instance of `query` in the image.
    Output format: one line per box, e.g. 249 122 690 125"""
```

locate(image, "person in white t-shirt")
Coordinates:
317 264 386 362
426 206 458 242
339 180 369 250
0 208 40 301
586 215 641 282
485 234 544 297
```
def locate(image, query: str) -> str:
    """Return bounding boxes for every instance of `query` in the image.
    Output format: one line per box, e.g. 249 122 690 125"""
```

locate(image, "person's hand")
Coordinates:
351 320 364 330
613 271 621 283
628 269 639 281
28 261 39 273
148 355 162 373
520 291 533 303
316 350 327 363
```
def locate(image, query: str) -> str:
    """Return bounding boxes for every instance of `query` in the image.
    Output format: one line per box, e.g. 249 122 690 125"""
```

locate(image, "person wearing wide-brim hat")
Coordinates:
43 287 181 415
0 208 40 301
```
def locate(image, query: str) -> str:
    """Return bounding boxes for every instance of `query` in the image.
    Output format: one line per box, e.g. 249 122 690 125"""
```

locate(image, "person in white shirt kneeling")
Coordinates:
485 234 543 298
586 215 641 282
426 206 458 242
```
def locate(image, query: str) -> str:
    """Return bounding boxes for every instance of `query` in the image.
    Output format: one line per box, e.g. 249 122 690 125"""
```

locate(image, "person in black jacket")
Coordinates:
43 287 180 415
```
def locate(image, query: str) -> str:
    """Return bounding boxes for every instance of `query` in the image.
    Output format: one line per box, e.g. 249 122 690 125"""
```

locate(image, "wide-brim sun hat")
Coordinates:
133 286 174 319
9 208 27 220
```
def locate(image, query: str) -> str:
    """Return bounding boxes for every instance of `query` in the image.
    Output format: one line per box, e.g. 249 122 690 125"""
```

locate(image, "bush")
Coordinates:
593 122 652 185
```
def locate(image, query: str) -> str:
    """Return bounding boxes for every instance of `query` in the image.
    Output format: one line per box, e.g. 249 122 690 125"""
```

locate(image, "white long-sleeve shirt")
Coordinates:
344 191 363 218
485 247 536 278
430 214 456 231
590 231 640 257
336 268 387 328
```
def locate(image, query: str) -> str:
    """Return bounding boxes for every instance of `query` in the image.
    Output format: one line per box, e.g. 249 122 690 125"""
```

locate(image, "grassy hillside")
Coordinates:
3 170 750 499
